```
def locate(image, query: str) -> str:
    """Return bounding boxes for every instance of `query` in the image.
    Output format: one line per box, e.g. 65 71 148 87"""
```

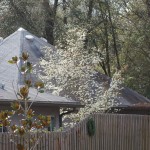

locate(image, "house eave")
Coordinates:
0 99 84 108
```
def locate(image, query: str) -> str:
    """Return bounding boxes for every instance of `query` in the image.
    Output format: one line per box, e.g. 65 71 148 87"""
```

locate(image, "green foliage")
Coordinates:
86 117 95 136
119 0 150 98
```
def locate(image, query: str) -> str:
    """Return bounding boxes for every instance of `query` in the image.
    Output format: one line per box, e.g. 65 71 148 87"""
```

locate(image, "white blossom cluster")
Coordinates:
40 27 100 97
92 71 124 113
39 27 124 126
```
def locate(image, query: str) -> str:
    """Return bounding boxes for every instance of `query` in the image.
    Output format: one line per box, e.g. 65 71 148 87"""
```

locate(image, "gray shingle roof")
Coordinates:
95 72 150 105
0 28 83 108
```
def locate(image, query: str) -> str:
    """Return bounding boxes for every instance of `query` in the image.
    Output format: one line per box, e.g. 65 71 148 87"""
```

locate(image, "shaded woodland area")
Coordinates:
0 0 150 99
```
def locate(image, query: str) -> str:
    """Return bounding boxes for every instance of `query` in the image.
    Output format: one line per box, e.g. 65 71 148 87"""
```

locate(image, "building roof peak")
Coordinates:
17 27 26 31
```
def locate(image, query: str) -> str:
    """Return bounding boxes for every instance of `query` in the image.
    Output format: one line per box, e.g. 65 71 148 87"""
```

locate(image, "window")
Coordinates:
0 125 7 132
48 116 55 131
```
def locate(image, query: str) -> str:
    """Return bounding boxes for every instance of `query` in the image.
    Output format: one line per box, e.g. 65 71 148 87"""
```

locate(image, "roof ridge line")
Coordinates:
0 30 18 46
0 27 27 47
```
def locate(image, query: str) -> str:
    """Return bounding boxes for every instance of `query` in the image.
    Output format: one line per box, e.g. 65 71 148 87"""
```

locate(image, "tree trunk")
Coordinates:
106 0 121 70
84 0 94 49
93 39 108 76
98 1 111 76
63 0 67 24
104 19 111 77
42 0 58 45
146 0 150 17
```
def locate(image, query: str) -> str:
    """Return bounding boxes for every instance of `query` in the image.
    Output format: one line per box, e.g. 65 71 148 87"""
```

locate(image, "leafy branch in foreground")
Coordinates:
0 52 51 150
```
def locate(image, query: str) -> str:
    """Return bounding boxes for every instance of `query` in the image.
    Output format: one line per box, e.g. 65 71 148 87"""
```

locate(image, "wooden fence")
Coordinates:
0 113 150 150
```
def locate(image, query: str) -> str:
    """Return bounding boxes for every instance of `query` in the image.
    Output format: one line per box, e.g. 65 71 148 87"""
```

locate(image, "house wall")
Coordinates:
0 104 60 129
32 105 60 129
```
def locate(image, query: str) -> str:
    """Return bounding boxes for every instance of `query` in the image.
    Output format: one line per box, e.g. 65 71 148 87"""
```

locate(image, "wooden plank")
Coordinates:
84 118 86 149
93 114 96 150
49 132 52 150
70 129 74 150
97 114 99 150
79 121 82 150
48 132 50 150
7 133 10 150
69 129 71 150
73 127 76 150
46 132 49 150
60 132 64 150
2 133 4 150
47 132 49 150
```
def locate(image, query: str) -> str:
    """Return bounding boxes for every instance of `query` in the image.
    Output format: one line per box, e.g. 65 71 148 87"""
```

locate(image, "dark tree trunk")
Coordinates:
146 0 150 17
63 0 67 24
93 39 108 76
106 0 121 70
84 0 94 49
98 1 111 76
87 0 93 19
104 19 111 77
42 0 58 45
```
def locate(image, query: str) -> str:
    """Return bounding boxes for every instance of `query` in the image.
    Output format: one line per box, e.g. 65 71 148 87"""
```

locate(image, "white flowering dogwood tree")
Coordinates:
39 26 124 125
